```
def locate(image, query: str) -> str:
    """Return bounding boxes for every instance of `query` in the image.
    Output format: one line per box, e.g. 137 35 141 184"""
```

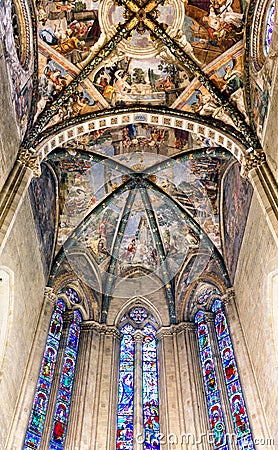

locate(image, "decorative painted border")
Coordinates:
35 107 249 164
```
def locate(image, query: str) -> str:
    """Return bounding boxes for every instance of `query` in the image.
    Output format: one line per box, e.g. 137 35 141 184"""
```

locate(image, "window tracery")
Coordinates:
116 306 160 450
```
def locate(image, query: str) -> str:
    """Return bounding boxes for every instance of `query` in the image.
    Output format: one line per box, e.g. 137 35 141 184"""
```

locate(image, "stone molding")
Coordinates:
17 147 41 177
156 322 197 339
43 287 58 306
81 321 121 339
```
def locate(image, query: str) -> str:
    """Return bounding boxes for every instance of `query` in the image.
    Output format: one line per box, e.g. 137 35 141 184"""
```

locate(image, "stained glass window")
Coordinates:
142 324 160 450
65 287 81 304
116 324 135 450
195 311 229 450
129 306 148 324
23 299 66 449
49 310 82 449
265 1 275 54
116 311 160 450
212 300 255 450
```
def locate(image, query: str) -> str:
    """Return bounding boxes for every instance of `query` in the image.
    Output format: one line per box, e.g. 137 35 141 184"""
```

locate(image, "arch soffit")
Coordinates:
37 110 248 165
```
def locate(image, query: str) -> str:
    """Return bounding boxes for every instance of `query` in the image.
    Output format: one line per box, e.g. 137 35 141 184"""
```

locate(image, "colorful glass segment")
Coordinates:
265 1 275 54
212 300 255 450
129 307 148 324
116 324 135 450
65 287 80 304
49 310 82 449
23 299 66 449
142 324 160 450
195 311 229 450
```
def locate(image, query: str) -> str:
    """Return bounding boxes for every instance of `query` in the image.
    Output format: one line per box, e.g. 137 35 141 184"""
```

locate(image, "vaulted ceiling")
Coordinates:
4 0 272 322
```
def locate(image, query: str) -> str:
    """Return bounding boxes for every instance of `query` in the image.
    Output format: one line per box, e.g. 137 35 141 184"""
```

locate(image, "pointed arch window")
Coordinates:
49 310 82 449
195 311 229 450
116 306 160 450
24 297 82 450
212 300 254 450
24 299 66 449
195 294 255 450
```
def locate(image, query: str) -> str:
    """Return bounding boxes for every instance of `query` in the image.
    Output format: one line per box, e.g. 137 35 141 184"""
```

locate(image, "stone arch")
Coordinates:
36 109 248 164
0 266 14 376
114 296 163 329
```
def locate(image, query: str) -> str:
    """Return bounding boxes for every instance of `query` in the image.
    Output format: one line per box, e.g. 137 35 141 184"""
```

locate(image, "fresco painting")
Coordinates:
222 162 253 281
64 124 214 157
49 154 123 248
93 57 190 107
0 0 34 135
37 0 101 64
183 0 244 65
29 163 57 274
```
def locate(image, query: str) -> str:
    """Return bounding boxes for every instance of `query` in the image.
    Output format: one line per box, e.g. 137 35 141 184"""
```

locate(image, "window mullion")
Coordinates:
134 330 144 450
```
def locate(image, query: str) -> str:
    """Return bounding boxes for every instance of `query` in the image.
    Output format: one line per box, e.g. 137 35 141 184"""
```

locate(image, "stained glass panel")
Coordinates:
265 1 275 54
49 310 82 449
116 328 135 449
23 299 66 449
142 324 160 450
195 311 229 450
65 287 81 304
129 307 148 324
212 300 254 450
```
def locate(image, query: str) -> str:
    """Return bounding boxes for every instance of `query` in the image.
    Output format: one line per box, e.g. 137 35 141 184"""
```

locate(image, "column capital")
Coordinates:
134 329 143 342
80 321 121 339
17 147 41 178
221 288 236 307
240 149 266 178
44 286 58 306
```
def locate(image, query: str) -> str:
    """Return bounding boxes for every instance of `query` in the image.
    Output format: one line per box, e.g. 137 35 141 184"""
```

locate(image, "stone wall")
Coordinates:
234 189 278 445
0 192 46 448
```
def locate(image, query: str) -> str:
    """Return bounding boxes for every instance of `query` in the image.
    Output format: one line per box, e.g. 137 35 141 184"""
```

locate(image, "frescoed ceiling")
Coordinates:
2 0 266 322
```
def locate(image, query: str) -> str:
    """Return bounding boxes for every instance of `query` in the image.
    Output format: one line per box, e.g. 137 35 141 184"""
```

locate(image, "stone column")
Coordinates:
6 287 57 450
156 326 183 450
242 151 278 241
222 289 275 449
41 310 74 450
134 329 143 450
93 326 121 450
204 312 237 450
0 150 40 254
66 321 103 450
175 322 210 450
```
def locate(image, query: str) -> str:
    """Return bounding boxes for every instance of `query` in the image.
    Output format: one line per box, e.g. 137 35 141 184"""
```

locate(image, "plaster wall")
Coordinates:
0 193 46 448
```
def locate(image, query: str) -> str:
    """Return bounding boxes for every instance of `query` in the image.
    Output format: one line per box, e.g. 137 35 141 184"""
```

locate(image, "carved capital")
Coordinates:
174 321 197 333
221 288 236 307
44 286 58 306
18 147 41 177
134 329 143 342
80 321 120 339
241 149 266 177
